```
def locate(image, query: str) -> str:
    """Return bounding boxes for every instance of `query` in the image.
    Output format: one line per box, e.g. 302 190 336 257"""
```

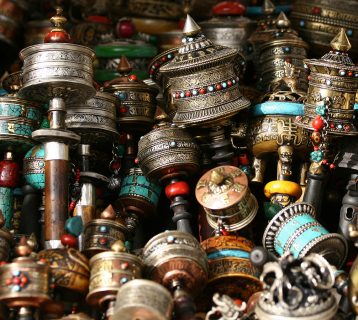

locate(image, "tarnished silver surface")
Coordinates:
44 142 69 161
19 43 96 104
112 279 173 320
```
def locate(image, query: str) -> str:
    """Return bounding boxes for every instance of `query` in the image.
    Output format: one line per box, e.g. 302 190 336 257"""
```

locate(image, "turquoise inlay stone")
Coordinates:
23 145 45 191
275 214 317 256
0 120 33 137
120 277 128 284
0 187 13 229
207 249 250 260
310 150 323 162
65 216 83 237
12 270 20 277
289 225 329 258
40 117 50 129
315 105 326 116
12 285 21 292
251 101 304 117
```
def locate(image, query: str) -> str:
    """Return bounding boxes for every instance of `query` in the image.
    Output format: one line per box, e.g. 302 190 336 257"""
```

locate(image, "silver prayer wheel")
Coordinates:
142 231 208 297
86 251 143 307
66 91 118 146
137 120 200 182
112 279 173 320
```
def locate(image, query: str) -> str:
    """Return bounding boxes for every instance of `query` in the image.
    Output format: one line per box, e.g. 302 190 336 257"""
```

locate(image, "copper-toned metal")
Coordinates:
37 248 90 295
159 15 250 127
200 236 262 301
86 251 143 307
137 121 200 182
142 231 208 297
112 279 173 320
103 56 158 133
196 166 258 232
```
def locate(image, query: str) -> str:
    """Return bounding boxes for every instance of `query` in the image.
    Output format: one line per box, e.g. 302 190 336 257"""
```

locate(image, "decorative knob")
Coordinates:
44 7 71 43
331 28 352 53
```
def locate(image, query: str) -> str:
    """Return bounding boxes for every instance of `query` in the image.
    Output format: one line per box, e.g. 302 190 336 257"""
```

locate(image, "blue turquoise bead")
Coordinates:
310 150 323 162
208 86 214 92
117 92 127 100
167 235 175 243
120 277 128 284
315 105 326 116
12 285 21 292
12 270 20 277
347 29 353 37
65 216 83 237
299 20 305 27
207 249 250 260
23 145 45 191
251 101 304 117
192 89 198 96
0 187 13 229
222 82 227 88
99 225 108 233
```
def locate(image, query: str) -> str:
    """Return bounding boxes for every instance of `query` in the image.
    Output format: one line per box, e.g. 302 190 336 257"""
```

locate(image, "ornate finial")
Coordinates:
100 205 117 220
111 240 126 252
15 236 32 257
50 7 67 28
117 56 132 75
331 28 352 52
210 169 225 185
44 6 71 43
183 14 201 36
262 0 275 15
276 11 291 29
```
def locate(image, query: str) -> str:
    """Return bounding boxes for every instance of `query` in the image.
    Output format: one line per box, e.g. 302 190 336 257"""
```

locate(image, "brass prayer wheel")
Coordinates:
137 120 200 182
86 250 143 307
196 166 258 232
103 56 158 133
0 257 50 308
37 248 90 295
66 91 118 146
142 231 208 297
159 15 250 127
200 236 262 301
112 279 173 320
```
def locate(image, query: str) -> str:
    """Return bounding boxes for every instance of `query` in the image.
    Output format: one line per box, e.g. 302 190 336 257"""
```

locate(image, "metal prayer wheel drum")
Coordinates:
37 248 90 295
196 166 258 232
291 0 358 59
159 15 250 128
142 231 208 297
23 144 45 191
0 94 42 153
200 1 256 58
137 122 200 182
201 236 262 301
263 202 348 268
112 279 173 320
86 251 143 307
0 257 50 308
103 57 158 133
18 43 96 104
118 167 162 218
66 91 118 146
82 219 128 258
296 30 358 136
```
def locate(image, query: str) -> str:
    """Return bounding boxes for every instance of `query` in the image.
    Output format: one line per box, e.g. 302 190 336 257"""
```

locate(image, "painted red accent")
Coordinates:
227 80 233 87
99 237 107 245
44 31 71 43
165 181 190 199
216 84 222 91
161 56 167 62
185 90 191 97
329 123 335 129
5 278 12 286
0 158 19 188
21 277 28 284
312 6 321 14
239 154 249 165
348 71 354 77
61 234 78 248
213 1 246 16
128 74 138 82
311 115 324 130
329 163 335 169
199 88 206 94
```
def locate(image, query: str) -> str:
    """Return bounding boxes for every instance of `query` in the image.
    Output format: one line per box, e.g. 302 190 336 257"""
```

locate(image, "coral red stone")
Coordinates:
44 31 71 43
213 1 246 16
165 181 190 199
60 234 78 248
311 115 324 130
0 157 20 188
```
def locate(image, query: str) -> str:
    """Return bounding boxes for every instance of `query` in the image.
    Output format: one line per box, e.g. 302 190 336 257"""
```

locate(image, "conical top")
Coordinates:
183 14 201 36
276 11 291 29
117 55 132 74
331 28 351 52
262 0 275 15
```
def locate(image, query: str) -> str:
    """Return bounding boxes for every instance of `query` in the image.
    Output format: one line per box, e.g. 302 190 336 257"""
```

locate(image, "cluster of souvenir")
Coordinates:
0 0 357 319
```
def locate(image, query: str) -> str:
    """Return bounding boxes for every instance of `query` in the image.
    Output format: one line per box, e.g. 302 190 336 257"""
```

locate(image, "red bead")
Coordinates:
216 84 222 90
161 56 167 62
227 80 233 87
344 124 350 131
5 278 12 286
199 88 206 94
308 76 311 81
165 181 190 199
61 234 78 248
285 58 292 63
13 277 20 285
134 158 139 164
239 154 249 165
116 18 136 38
0 157 20 188
329 163 335 169
154 62 160 68
311 131 321 145
149 69 155 75
110 160 121 171
119 106 127 113
312 6 321 14
185 90 191 97
322 159 328 165
348 71 353 77
44 31 71 43
311 115 324 130
69 201 76 212
212 1 246 16
175 93 180 99
313 146 319 151
21 277 28 284
329 123 335 129
39 258 47 264
99 237 107 245
121 262 129 270
128 74 138 82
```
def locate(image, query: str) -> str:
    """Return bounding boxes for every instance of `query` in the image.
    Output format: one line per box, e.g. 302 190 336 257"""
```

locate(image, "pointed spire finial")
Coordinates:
117 56 132 74
331 28 351 52
262 0 275 15
276 11 291 29
183 14 201 36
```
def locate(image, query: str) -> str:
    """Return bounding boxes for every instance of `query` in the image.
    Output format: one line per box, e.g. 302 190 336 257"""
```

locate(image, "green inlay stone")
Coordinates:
65 216 83 237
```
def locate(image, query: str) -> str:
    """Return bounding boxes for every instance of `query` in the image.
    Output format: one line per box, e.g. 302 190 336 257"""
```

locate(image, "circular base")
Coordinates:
32 129 80 144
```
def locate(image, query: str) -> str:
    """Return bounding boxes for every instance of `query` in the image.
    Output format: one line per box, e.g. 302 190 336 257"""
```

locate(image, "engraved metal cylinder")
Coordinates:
37 248 89 295
23 144 45 191
119 167 161 218
86 251 143 307
263 202 348 268
142 231 208 297
137 123 200 182
195 166 258 232
19 43 96 104
0 257 50 308
200 236 262 301
66 91 118 146
82 219 128 258
112 279 173 320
